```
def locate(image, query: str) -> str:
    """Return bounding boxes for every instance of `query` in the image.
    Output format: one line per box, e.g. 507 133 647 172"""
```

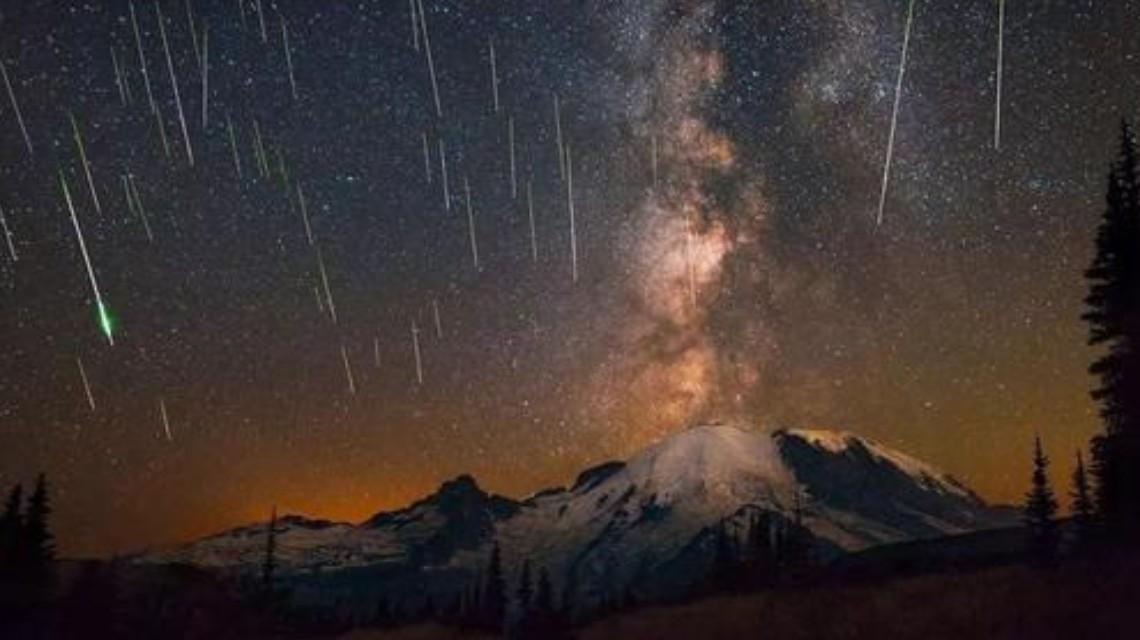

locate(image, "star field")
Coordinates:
0 0 1136 555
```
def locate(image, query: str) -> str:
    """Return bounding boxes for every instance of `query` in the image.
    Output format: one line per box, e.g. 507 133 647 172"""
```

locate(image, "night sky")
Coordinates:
0 0 1135 556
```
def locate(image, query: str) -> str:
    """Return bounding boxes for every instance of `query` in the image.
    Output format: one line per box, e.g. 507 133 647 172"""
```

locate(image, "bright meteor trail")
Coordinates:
60 172 114 346
157 2 195 167
411 319 424 385
129 0 156 115
417 0 442 119
995 0 1005 151
0 57 33 157
876 0 917 226
69 113 102 216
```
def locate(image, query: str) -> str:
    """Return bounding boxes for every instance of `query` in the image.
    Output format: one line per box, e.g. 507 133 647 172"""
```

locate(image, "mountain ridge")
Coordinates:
137 423 1017 613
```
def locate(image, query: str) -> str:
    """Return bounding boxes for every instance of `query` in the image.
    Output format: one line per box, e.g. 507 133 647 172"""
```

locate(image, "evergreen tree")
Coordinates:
710 520 741 591
747 511 777 586
262 505 278 597
1071 449 1096 547
516 557 533 611
22 473 55 590
778 490 813 578
461 569 483 627
1084 119 1140 542
1024 436 1060 562
519 566 572 639
533 567 554 616
373 595 391 628
0 483 22 579
558 569 576 623
419 594 436 621
482 542 506 628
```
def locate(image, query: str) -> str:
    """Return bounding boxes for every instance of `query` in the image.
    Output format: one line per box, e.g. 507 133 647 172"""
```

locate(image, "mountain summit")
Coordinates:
139 424 1015 611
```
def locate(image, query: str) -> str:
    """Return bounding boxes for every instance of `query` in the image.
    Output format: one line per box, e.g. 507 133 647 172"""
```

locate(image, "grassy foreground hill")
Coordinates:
5 539 1132 639
573 551 1139 640
342 548 1138 639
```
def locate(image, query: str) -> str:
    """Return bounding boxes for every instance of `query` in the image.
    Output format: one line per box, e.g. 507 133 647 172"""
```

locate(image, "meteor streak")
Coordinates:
464 178 480 271
159 398 173 441
60 172 114 346
157 2 195 166
121 176 132 216
508 115 517 198
252 119 269 178
76 356 96 411
409 0 419 51
282 14 298 101
439 138 450 210
316 246 337 324
186 0 201 68
255 0 267 43
110 47 128 106
226 114 242 179
489 38 500 112
129 1 157 114
876 0 917 226
126 172 153 243
411 319 424 385
0 203 16 262
201 24 209 128
566 145 578 283
340 344 356 395
297 183 314 245
994 0 1004 151
554 94 564 180
526 179 537 263
422 131 432 183
417 0 442 118
69 113 102 216
275 147 290 195
432 299 443 339
0 58 32 156
154 107 171 158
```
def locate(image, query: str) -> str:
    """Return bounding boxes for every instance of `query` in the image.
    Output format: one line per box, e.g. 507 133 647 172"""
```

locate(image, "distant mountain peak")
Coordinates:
138 420 1015 612
436 473 482 496
774 427 974 500
364 473 519 530
572 460 627 492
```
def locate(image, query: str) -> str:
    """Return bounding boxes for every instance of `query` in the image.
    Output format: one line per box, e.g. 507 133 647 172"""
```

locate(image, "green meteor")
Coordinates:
60 171 115 346
97 300 114 344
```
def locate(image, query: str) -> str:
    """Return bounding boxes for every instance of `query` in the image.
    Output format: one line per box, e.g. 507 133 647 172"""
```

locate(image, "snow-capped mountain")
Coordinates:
138 424 1015 609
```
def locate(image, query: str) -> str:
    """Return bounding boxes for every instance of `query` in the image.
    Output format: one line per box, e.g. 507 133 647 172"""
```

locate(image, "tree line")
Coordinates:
0 473 55 600
1025 119 1140 560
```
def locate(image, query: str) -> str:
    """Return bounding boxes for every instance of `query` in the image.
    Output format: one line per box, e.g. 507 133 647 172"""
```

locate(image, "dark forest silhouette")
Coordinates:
1084 120 1140 544
0 474 55 602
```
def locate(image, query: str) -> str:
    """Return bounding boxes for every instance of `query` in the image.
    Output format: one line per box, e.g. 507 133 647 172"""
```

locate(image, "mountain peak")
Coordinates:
620 423 795 507
437 474 482 496
572 461 626 492
775 428 972 499
138 419 1014 591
